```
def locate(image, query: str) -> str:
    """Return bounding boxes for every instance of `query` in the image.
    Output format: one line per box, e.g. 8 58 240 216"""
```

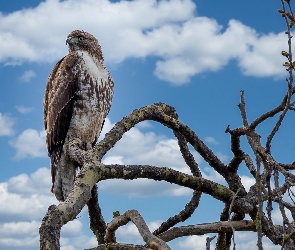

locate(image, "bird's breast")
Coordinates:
67 51 113 143
77 51 108 83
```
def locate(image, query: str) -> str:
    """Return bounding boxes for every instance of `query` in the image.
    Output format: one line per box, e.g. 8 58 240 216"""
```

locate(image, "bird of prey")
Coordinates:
43 30 114 201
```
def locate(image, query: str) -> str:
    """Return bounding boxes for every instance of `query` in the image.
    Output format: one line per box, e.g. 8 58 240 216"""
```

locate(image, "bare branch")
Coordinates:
206 235 216 250
87 185 106 244
226 127 244 173
173 130 201 177
153 130 202 236
86 243 146 250
105 210 171 250
153 191 202 236
158 220 256 242
39 205 62 250
95 103 228 177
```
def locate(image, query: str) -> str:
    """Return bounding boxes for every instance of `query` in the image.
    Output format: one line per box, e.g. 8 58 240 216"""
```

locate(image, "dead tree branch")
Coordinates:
105 209 171 250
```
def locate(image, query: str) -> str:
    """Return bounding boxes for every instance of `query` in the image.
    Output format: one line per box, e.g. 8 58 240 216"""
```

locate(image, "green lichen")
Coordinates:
182 176 189 183
137 110 145 118
111 167 117 176
164 169 171 178
284 234 290 242
123 121 132 130
103 166 111 177
255 210 260 230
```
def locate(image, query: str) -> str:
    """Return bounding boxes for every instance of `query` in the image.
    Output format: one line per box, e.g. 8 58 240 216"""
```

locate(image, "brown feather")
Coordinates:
44 54 80 189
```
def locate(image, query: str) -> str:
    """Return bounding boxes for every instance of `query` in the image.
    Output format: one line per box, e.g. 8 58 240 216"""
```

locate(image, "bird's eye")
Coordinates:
78 36 85 41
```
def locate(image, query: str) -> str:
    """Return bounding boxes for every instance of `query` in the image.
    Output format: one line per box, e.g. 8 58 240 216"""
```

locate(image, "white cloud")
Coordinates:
60 242 76 250
271 206 292 226
7 167 51 195
205 136 219 145
116 223 144 245
0 220 95 250
216 151 229 163
0 0 288 84
240 175 255 192
0 170 56 222
135 120 153 129
177 235 214 249
155 56 198 84
201 166 226 186
102 155 124 165
98 179 192 198
0 236 39 249
0 168 56 250
154 18 286 84
15 105 33 114
9 129 47 159
61 220 83 237
0 113 14 136
104 126 202 172
116 220 162 245
71 235 97 249
0 0 195 65
237 32 286 77
234 232 281 250
0 220 39 237
19 70 36 82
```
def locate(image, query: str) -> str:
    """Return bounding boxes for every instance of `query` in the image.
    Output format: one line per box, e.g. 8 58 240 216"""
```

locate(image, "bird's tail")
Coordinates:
52 150 77 202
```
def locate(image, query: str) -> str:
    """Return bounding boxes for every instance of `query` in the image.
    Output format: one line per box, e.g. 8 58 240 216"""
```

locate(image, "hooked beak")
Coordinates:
66 38 71 45
66 37 77 45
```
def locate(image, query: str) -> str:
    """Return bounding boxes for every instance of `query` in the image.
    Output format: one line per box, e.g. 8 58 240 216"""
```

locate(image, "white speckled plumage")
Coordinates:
43 30 114 201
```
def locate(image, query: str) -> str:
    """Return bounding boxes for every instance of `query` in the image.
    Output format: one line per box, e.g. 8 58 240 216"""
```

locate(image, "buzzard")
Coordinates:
43 30 114 201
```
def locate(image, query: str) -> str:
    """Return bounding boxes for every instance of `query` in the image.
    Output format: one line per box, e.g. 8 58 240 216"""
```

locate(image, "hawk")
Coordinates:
43 30 114 201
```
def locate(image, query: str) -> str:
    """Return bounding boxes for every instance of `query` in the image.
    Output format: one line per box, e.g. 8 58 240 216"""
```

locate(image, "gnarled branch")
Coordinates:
105 209 171 250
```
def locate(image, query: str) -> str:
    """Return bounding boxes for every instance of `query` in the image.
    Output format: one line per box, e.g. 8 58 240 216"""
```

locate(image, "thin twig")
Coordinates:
228 187 242 250
256 157 263 250
266 0 295 151
206 235 216 250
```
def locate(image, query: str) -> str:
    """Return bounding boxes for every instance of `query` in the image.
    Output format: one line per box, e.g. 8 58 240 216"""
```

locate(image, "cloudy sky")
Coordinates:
0 0 293 249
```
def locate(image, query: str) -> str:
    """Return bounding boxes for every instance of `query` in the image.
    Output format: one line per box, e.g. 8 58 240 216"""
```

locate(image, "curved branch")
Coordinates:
226 126 245 173
94 103 228 177
153 190 202 236
153 131 202 236
96 103 246 196
105 209 171 250
99 164 252 213
87 185 106 244
173 130 201 177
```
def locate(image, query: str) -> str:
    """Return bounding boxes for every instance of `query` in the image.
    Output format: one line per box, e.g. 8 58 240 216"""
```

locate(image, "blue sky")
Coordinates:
0 0 293 249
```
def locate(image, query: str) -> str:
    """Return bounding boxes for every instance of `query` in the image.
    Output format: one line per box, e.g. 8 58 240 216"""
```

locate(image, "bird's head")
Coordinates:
66 30 102 57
